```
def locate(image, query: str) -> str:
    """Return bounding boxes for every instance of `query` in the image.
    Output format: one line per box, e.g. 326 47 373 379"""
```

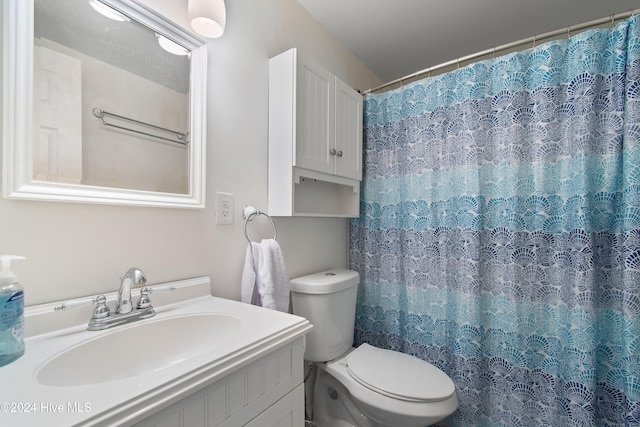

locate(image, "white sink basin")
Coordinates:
35 313 242 386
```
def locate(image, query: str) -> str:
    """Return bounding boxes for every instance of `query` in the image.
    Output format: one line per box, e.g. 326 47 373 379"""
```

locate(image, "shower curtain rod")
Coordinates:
364 8 640 94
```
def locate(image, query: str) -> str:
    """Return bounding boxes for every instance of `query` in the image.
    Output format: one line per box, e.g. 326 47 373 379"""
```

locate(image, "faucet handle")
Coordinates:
137 287 152 309
91 295 111 319
136 285 176 309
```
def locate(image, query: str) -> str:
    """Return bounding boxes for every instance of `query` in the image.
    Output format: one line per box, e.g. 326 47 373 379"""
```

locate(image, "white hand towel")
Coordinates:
241 239 290 312
241 242 259 305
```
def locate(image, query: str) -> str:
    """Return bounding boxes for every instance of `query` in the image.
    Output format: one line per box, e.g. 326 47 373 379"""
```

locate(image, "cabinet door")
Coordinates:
244 385 304 427
295 56 334 175
334 78 362 180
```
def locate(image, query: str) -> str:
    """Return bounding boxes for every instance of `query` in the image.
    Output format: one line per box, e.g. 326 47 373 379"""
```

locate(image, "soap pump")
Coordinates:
0 255 25 366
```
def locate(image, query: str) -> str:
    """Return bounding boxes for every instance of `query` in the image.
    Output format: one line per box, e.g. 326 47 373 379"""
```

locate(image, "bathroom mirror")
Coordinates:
2 0 207 208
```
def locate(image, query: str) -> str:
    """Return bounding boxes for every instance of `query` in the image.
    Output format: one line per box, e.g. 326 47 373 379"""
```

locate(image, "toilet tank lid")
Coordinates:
290 269 359 294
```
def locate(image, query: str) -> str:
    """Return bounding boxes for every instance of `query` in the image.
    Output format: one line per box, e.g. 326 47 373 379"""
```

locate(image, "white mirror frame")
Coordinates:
2 0 207 208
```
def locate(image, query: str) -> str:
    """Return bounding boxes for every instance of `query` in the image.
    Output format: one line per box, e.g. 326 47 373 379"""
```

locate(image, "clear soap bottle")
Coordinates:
0 255 25 366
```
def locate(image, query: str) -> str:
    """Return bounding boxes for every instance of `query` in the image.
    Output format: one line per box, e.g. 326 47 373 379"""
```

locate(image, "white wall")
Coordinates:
0 0 381 306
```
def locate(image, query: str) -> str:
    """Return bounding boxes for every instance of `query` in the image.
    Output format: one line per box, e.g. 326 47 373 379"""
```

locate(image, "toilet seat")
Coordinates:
345 343 455 402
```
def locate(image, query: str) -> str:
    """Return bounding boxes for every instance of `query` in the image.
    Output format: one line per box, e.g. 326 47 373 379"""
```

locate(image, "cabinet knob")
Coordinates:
336 150 343 157
329 148 337 156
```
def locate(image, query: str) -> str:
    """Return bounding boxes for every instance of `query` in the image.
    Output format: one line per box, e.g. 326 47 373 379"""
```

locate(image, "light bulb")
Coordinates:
188 0 226 39
89 0 130 22
156 34 189 56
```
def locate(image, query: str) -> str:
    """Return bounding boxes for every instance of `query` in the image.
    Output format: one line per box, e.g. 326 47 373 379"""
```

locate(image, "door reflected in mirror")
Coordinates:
3 0 207 208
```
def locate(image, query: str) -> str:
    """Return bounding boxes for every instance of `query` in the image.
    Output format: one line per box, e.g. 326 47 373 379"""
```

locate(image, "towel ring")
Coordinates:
243 206 277 244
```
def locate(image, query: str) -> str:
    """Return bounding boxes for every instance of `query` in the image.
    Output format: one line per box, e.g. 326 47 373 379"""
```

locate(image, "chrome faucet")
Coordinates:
87 267 155 331
115 267 147 314
53 267 178 331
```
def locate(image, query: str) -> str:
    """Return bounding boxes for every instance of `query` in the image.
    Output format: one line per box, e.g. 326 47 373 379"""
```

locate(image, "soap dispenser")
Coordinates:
0 255 25 366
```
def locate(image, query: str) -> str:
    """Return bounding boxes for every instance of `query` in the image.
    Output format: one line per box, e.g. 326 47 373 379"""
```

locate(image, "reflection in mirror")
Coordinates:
3 0 207 208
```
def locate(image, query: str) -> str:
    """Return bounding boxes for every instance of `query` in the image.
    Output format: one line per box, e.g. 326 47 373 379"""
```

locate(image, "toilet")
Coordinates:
290 269 458 427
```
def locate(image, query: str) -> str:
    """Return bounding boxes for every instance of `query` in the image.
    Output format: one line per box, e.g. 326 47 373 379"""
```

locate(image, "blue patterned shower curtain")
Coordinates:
350 17 640 427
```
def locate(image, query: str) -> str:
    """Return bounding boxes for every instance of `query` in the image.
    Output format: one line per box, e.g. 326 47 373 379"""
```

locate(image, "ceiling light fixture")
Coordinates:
156 34 189 56
89 0 130 22
188 0 226 39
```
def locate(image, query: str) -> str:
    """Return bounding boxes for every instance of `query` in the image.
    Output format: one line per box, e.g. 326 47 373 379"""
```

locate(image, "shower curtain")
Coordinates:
350 16 640 427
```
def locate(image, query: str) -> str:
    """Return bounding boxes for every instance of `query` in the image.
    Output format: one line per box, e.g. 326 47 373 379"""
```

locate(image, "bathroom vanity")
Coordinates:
0 277 312 426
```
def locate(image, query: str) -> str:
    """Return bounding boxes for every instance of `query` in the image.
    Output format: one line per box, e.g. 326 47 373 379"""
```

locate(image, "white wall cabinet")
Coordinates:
268 48 362 217
333 78 363 180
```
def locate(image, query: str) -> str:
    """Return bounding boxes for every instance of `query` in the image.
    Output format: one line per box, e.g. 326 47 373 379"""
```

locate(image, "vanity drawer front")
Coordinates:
244 384 304 427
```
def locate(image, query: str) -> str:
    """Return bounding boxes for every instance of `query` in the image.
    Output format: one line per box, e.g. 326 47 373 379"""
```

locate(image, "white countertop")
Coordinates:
0 277 312 426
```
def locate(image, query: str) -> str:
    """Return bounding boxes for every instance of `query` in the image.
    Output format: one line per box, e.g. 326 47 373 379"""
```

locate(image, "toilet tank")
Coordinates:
290 269 360 362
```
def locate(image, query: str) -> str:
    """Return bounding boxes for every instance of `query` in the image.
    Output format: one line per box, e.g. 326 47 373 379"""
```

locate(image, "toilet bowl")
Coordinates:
315 345 458 427
290 269 458 427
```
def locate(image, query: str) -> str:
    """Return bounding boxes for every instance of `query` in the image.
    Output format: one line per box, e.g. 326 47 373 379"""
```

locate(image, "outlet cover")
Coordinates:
215 192 234 224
